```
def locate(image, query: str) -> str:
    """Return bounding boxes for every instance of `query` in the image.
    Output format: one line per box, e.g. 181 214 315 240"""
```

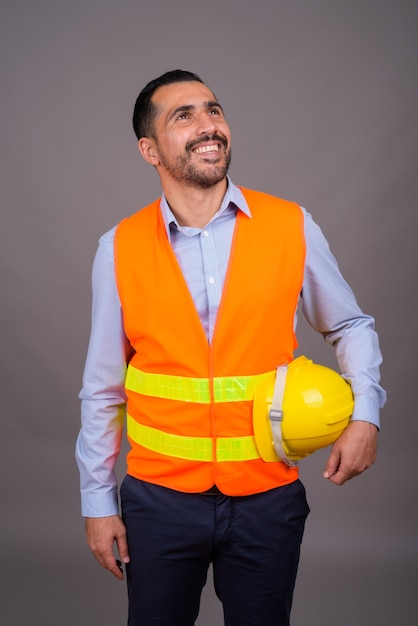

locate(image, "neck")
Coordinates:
161 178 228 228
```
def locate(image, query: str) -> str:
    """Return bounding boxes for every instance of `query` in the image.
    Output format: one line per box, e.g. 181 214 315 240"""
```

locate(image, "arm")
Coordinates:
75 227 132 577
301 209 386 485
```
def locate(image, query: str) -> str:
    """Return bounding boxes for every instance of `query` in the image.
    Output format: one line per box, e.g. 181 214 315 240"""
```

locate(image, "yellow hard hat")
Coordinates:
253 355 354 465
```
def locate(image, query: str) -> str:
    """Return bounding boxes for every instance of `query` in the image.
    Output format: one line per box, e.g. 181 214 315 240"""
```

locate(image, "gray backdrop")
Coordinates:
1 1 417 624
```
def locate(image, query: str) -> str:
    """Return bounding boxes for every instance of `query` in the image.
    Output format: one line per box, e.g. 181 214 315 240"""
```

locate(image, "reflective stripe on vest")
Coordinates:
125 365 272 461
127 415 261 462
125 365 272 403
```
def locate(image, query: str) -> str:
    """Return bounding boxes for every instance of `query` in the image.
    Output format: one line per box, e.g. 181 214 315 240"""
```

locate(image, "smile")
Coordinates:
192 144 220 154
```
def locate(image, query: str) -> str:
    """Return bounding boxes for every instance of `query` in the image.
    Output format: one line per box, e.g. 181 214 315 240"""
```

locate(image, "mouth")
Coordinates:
187 134 227 156
192 143 220 155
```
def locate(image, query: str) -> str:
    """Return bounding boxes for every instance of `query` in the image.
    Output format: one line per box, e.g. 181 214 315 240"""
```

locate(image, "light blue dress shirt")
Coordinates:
76 179 386 517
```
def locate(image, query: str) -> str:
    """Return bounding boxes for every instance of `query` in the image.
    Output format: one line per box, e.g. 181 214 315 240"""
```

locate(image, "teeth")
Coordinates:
193 144 219 154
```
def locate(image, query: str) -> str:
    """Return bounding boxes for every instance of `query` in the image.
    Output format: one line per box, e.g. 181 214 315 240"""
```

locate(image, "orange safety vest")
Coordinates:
115 187 306 495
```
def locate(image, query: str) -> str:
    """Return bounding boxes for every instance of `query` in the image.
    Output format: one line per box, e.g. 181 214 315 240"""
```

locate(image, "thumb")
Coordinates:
116 527 130 565
323 445 341 480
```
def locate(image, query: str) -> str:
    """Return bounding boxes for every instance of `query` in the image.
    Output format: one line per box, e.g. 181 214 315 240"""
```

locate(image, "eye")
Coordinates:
176 112 190 121
208 108 221 116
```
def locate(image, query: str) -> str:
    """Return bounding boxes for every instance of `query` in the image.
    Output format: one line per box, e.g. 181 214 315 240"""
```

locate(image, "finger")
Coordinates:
88 540 125 580
117 545 130 566
326 468 350 486
103 554 125 580
324 455 360 485
323 447 341 480
116 530 130 565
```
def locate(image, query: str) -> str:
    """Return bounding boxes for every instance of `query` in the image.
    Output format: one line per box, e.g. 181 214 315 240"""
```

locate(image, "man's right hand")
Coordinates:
85 515 130 580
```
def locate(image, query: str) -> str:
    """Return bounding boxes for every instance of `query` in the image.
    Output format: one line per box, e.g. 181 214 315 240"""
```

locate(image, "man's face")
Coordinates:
149 81 231 189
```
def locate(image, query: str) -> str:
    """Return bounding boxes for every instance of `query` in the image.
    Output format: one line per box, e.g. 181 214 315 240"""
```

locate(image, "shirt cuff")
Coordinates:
351 394 380 430
81 490 120 518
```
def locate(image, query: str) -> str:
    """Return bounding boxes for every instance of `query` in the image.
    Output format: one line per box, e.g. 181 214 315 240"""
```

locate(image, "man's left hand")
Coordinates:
323 420 378 486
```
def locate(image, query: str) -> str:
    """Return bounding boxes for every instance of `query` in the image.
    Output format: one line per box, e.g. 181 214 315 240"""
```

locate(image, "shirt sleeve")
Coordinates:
301 208 387 428
75 227 131 517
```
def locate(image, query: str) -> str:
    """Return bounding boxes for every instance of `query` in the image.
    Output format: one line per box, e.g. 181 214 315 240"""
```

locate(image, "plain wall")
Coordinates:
1 1 417 624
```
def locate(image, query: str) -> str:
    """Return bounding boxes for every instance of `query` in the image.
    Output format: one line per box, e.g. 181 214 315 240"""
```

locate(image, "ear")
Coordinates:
138 137 160 165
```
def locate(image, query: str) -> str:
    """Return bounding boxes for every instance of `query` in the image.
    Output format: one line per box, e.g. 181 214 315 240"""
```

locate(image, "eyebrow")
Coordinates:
168 100 224 122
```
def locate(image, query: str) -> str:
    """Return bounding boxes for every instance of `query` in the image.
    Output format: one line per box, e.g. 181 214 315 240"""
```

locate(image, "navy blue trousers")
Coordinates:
121 475 309 626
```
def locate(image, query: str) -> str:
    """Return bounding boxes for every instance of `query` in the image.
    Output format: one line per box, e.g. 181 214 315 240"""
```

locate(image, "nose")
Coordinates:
195 109 217 135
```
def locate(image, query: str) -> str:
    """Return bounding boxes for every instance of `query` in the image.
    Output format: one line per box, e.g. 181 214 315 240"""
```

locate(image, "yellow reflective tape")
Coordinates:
126 366 271 404
212 375 269 402
127 415 213 461
216 436 260 461
126 368 211 403
127 415 261 462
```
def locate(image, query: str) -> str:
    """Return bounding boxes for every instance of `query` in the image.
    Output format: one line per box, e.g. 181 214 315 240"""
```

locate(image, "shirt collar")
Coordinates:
159 176 252 241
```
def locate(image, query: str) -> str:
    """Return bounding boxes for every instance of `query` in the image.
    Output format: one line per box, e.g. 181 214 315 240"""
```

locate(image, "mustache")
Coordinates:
186 133 228 152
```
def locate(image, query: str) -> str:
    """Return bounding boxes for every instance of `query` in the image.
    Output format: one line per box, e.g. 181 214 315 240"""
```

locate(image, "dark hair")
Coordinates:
132 69 204 140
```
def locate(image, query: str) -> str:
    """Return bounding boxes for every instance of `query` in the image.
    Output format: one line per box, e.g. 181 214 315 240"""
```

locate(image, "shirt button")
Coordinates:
209 276 215 284
203 230 209 237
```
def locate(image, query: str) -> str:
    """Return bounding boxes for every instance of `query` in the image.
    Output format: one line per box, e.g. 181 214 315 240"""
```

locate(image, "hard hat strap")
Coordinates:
269 365 299 468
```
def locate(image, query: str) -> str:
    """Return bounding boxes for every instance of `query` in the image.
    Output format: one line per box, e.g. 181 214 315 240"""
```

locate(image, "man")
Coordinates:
76 69 386 626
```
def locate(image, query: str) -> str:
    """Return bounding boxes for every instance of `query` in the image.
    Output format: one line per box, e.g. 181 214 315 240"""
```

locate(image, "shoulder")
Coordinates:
112 200 162 249
99 224 117 245
96 198 160 259
97 225 117 263
239 186 302 214
117 198 161 230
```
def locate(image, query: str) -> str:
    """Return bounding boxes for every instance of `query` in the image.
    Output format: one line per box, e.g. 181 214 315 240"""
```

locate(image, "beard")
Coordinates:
157 133 231 189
